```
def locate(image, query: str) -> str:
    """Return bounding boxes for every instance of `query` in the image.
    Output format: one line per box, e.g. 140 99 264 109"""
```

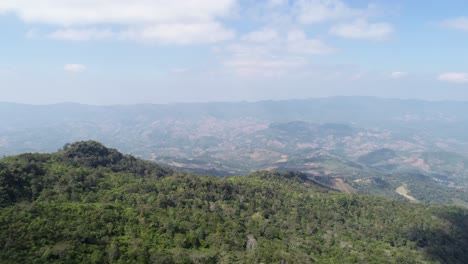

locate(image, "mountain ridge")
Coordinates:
1 141 468 263
1 97 468 206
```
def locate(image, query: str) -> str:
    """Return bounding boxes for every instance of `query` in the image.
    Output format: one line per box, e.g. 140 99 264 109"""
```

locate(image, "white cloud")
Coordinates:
224 56 305 69
225 44 273 57
295 0 363 24
441 17 468 32
121 22 234 45
390 71 408 79
46 23 234 44
0 0 235 25
1 0 236 44
223 56 306 77
287 30 334 54
64 64 86 73
48 28 115 41
222 43 292 77
223 40 307 77
330 19 393 40
437 72 468 83
268 0 288 8
241 28 279 43
223 28 335 77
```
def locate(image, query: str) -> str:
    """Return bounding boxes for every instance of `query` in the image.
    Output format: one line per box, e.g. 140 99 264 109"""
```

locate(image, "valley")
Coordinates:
1 97 468 205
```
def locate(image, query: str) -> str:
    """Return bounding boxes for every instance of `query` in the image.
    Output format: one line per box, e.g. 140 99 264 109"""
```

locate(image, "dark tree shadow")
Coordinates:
408 206 468 263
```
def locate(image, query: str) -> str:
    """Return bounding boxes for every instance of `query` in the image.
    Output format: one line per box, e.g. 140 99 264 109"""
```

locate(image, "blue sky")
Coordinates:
1 0 468 104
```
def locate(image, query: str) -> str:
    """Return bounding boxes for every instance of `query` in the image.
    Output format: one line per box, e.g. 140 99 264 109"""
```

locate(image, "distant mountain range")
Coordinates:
1 97 468 205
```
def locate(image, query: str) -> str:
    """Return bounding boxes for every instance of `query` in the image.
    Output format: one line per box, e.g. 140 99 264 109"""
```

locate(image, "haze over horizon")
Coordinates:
4 95 468 107
1 0 468 104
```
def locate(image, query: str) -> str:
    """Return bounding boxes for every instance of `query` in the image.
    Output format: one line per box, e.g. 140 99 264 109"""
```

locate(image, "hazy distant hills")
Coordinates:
3 96 468 124
1 97 468 205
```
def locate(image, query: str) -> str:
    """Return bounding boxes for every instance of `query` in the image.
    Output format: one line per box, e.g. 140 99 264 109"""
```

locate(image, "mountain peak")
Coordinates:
61 140 123 168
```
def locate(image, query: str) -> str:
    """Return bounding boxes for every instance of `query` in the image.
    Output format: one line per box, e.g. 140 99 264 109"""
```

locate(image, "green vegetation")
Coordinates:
1 141 468 263
2 99 468 207
392 173 468 204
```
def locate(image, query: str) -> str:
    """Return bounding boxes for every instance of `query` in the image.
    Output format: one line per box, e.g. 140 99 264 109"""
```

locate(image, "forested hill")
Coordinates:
1 141 468 263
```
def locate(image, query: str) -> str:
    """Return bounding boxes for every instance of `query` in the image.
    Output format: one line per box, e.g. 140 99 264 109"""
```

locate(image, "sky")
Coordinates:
1 0 468 104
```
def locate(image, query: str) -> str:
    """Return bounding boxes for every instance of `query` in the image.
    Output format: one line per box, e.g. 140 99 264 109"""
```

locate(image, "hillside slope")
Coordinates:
1 141 468 263
2 98 468 207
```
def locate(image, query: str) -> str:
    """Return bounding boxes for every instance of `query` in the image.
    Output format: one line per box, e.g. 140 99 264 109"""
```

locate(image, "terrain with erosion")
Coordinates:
1 141 468 263
1 97 468 205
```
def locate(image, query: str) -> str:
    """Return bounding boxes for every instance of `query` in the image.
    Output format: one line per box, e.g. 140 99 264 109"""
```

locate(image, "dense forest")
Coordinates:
1 141 468 263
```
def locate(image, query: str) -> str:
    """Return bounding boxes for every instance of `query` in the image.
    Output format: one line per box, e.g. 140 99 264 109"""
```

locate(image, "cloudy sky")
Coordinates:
1 0 468 104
